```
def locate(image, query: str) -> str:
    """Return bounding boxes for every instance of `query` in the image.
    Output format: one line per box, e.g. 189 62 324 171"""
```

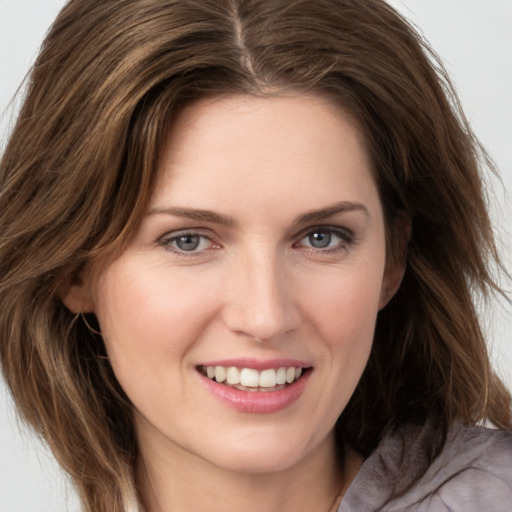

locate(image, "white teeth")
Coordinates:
240 368 259 387
276 367 287 385
204 365 306 388
226 367 240 385
215 366 226 383
259 369 277 387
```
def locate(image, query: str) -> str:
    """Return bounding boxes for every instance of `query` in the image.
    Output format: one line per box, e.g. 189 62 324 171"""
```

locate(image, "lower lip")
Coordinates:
198 371 311 413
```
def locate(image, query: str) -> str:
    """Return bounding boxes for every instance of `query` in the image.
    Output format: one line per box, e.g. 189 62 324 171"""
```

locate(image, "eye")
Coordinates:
160 232 216 254
296 227 353 251
306 230 333 249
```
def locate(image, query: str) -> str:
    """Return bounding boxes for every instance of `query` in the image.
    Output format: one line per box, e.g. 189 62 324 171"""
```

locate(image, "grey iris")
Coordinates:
309 231 331 248
176 234 201 251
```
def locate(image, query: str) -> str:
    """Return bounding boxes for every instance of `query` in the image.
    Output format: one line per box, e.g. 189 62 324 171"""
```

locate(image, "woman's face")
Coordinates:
71 94 401 475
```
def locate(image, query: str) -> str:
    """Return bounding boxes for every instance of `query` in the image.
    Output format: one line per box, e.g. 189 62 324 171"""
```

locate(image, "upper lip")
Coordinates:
197 358 312 371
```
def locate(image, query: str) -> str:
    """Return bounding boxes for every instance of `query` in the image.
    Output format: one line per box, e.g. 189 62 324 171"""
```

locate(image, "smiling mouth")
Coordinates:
198 365 308 392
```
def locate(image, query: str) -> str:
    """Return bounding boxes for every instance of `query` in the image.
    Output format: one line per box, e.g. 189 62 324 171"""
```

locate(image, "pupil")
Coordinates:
176 234 200 251
309 231 331 248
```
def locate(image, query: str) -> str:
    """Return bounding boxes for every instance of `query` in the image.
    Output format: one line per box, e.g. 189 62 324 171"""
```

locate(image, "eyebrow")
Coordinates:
148 201 369 227
294 201 370 224
148 206 235 226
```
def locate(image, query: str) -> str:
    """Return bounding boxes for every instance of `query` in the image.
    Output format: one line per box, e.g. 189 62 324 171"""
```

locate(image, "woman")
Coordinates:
0 1 511 511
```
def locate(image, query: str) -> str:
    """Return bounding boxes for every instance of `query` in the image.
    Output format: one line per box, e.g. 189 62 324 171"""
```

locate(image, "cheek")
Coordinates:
302 261 385 347
302 264 384 418
92 260 221 378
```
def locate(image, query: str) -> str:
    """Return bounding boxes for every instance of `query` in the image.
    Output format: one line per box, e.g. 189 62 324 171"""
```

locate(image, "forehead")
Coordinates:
152 94 378 217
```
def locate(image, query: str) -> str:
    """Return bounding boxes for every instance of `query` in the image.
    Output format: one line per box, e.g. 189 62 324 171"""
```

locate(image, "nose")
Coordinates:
221 245 300 342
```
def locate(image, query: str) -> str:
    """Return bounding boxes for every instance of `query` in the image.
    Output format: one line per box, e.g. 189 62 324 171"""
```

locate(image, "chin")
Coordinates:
199 427 334 475
209 449 305 475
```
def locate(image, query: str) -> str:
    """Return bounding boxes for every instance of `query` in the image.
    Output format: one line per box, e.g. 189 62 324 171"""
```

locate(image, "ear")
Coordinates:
378 212 411 310
378 260 406 309
59 272 95 314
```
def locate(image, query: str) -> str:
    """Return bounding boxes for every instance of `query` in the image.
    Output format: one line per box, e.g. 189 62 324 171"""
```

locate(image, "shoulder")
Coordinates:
419 424 512 512
340 422 512 512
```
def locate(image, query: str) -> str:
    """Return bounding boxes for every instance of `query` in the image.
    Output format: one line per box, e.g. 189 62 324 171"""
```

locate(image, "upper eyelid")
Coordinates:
159 227 215 240
295 225 354 240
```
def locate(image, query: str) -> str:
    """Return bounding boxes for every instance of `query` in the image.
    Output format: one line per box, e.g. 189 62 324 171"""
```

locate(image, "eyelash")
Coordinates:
158 226 354 257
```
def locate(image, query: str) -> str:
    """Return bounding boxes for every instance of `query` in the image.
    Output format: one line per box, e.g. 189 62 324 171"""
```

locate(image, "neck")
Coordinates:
136 428 363 512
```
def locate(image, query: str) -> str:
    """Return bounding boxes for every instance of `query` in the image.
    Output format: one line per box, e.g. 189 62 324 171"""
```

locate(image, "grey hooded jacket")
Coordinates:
339 421 512 511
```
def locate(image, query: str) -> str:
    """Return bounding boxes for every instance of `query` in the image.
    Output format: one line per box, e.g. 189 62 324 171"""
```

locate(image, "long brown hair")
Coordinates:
1 0 510 510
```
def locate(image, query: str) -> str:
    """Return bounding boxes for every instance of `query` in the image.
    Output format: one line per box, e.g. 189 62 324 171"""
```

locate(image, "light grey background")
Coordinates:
1 1 511 511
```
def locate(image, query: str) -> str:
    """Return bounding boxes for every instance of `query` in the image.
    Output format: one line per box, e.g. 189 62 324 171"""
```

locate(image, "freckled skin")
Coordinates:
67 94 403 510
